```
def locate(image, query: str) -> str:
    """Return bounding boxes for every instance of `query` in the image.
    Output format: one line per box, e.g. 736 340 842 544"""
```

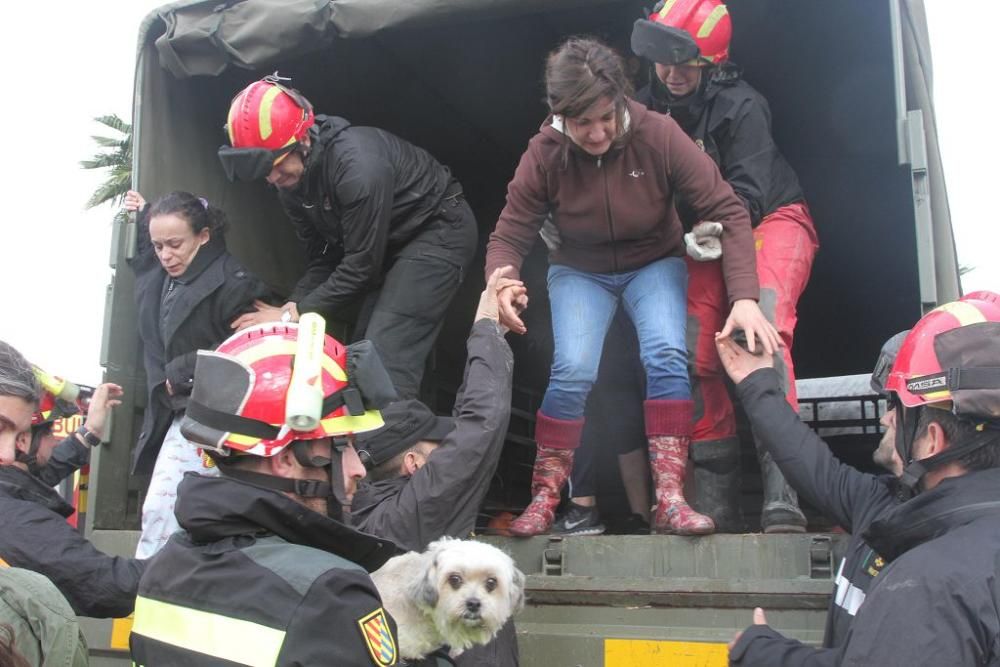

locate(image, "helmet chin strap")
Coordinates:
16 428 46 476
220 440 351 522
895 400 1000 497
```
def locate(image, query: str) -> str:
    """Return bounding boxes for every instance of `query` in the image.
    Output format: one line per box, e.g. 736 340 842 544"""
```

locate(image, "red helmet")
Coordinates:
30 366 86 427
226 75 314 151
633 0 732 66
182 320 389 458
885 292 1000 415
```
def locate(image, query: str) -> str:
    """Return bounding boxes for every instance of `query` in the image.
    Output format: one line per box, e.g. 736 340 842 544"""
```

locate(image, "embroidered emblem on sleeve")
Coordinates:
357 608 397 666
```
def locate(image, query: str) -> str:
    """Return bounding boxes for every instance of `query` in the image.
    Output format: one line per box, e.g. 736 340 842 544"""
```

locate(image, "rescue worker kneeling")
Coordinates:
130 316 403 667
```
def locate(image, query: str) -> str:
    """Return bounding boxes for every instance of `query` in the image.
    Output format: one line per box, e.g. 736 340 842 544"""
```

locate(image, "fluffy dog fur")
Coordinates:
372 538 525 660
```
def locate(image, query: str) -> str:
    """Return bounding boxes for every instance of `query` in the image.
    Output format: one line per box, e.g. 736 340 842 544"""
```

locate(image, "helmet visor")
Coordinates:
217 144 295 182
631 19 701 66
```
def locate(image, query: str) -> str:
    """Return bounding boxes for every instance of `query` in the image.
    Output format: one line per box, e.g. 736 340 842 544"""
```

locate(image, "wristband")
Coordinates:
76 426 102 448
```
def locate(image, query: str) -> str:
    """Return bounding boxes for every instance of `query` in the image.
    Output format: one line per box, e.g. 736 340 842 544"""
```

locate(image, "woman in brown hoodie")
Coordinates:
485 37 779 537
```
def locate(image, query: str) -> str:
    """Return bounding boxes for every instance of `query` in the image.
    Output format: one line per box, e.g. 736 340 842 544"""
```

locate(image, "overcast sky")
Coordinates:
0 1 995 386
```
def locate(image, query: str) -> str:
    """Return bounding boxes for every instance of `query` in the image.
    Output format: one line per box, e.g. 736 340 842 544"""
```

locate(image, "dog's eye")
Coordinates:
485 577 498 592
448 574 463 589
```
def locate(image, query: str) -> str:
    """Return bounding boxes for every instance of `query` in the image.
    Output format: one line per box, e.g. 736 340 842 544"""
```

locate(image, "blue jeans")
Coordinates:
540 257 690 420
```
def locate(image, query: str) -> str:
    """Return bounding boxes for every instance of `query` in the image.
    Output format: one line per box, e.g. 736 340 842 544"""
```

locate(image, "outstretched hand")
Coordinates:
82 383 124 442
494 269 529 335
715 334 773 385
729 607 769 652
476 266 525 334
719 299 782 356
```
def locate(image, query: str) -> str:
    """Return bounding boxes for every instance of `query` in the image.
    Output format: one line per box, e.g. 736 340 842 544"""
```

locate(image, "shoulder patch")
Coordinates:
357 608 397 666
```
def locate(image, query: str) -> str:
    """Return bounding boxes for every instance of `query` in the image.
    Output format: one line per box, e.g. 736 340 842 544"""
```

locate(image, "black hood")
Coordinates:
648 61 743 127
289 115 353 199
862 467 1000 562
0 465 74 518
174 473 399 572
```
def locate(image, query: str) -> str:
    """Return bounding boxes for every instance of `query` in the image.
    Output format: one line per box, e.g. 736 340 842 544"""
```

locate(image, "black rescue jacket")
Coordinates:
129 208 269 474
0 465 144 618
729 369 900 666
130 473 400 667
636 64 804 227
832 467 1000 665
280 116 459 316
351 318 518 667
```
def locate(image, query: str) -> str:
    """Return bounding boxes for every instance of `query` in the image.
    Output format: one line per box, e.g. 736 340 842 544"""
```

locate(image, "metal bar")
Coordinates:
888 0 909 166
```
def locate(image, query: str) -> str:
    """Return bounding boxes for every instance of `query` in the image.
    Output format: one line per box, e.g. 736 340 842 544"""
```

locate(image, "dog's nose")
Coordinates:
465 598 481 613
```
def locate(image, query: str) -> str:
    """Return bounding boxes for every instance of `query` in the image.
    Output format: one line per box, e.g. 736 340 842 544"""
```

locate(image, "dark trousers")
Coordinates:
569 309 647 497
354 196 478 399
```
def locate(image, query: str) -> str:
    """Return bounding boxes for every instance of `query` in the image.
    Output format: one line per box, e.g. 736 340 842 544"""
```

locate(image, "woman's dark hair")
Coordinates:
0 624 30 667
148 191 228 237
545 37 632 133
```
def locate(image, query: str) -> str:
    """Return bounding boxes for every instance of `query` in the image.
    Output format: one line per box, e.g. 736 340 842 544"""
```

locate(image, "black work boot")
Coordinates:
757 445 807 533
690 437 747 533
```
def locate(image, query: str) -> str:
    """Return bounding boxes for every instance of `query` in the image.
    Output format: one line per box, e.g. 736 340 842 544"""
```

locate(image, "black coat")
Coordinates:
129 208 269 474
0 465 144 618
729 369 900 666
130 473 398 666
351 319 518 667
636 64 804 227
279 115 457 315
351 319 513 550
832 468 1000 665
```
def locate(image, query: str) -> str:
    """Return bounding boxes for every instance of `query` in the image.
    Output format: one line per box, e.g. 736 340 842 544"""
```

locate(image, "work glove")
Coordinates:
684 221 724 261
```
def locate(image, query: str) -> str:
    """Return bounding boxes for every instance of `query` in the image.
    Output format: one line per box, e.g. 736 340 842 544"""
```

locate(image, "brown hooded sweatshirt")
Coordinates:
485 99 758 303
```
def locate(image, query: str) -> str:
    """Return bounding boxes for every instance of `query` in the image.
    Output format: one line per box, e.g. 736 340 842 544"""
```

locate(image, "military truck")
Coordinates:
83 0 958 664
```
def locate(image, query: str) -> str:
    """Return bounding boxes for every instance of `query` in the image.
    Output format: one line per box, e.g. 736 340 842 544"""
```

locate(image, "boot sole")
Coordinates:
553 525 606 536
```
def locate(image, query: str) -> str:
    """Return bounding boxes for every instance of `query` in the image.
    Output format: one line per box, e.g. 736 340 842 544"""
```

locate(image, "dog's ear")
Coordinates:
508 564 526 613
406 551 440 610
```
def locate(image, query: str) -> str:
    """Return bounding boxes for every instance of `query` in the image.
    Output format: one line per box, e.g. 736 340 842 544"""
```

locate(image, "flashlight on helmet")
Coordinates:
32 365 81 404
285 313 326 432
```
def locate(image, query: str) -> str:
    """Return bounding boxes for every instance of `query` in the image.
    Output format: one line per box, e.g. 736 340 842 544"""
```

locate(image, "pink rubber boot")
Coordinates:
645 399 715 536
509 412 583 537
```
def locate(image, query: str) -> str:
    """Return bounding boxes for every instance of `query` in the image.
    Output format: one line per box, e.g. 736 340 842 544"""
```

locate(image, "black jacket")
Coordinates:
129 208 269 474
34 435 90 488
280 116 458 315
352 319 513 550
830 467 1000 665
351 319 518 667
0 465 144 618
130 473 400 667
729 369 900 666
636 64 804 227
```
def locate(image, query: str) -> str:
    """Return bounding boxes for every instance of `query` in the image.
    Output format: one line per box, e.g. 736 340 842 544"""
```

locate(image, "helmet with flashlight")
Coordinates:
217 73 315 182
21 366 93 473
181 314 397 519
883 292 1000 493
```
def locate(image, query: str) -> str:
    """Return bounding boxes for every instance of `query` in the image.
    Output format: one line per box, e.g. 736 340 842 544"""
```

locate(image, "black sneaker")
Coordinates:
552 502 605 536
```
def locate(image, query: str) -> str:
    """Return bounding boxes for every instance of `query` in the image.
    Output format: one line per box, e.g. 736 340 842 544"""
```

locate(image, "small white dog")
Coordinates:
372 537 525 660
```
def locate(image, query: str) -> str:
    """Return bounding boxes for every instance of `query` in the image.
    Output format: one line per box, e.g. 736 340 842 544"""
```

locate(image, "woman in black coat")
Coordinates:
125 190 270 557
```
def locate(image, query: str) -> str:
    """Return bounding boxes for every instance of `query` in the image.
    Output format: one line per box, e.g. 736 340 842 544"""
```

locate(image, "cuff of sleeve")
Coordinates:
735 367 784 401
728 624 785 663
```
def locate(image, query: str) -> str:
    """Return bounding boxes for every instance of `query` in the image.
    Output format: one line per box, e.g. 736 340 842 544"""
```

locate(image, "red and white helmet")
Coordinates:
885 292 1000 414
885 292 1000 493
632 0 732 66
226 75 314 152
218 74 315 182
182 321 390 458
